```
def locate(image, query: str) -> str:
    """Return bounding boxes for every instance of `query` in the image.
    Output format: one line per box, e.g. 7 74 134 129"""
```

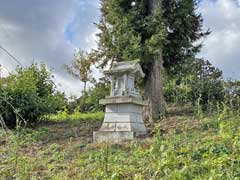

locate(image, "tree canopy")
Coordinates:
95 0 209 75
95 0 165 72
162 0 210 73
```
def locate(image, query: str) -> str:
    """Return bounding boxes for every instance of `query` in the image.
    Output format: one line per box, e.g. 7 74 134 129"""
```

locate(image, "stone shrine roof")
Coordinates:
104 60 145 77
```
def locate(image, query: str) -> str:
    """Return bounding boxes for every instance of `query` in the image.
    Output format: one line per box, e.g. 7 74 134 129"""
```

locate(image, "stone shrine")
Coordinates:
93 60 147 142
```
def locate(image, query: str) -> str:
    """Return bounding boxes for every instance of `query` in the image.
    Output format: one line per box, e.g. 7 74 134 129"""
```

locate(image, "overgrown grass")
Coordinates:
1 108 240 179
46 109 104 122
74 112 240 179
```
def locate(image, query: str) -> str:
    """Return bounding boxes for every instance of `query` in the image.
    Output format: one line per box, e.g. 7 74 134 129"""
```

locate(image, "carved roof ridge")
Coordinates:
104 60 145 77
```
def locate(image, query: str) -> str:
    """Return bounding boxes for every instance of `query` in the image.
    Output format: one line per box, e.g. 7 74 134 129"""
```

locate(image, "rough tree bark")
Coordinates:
144 0 166 122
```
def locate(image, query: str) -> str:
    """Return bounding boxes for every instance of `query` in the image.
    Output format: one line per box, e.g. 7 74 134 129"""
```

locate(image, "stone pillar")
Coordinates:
123 74 128 95
110 76 114 96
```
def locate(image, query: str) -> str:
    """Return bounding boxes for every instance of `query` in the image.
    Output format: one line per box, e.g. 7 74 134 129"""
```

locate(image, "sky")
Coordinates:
0 0 239 97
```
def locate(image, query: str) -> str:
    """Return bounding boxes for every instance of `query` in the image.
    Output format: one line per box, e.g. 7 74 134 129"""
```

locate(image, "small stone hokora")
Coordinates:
93 60 147 142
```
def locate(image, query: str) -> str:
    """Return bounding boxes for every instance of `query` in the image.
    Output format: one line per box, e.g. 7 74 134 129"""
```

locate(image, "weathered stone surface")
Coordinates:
106 104 142 113
103 113 143 123
100 96 147 106
93 131 135 142
104 60 145 78
93 131 146 142
100 122 146 132
94 101 147 142
93 61 148 142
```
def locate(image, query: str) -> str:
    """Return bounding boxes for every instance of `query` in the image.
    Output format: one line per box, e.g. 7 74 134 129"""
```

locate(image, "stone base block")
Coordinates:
93 131 147 143
95 97 147 142
100 122 147 132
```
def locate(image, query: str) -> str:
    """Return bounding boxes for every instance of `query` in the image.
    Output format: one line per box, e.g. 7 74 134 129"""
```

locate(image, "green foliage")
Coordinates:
95 0 165 68
1 112 240 179
162 0 210 73
64 50 94 92
224 79 240 111
67 78 110 113
76 114 240 179
0 63 66 127
189 60 224 107
79 78 110 113
164 59 224 112
95 0 209 75
47 108 104 122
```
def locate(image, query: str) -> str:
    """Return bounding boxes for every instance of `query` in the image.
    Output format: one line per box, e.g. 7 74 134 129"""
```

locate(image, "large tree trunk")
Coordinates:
144 53 166 122
144 0 166 122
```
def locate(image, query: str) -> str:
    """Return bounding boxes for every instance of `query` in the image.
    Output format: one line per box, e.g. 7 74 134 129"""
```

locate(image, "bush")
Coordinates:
224 79 240 110
0 63 66 127
164 59 224 111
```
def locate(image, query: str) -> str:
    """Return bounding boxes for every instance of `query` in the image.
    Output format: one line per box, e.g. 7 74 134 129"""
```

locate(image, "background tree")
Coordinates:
93 0 209 121
64 50 94 93
95 0 166 121
164 58 224 111
67 77 110 113
161 0 210 74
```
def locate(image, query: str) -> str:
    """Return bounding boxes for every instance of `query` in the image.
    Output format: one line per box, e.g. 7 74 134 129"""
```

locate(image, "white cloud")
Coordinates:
85 29 100 52
0 0 100 97
53 73 84 97
5 0 239 97
199 0 240 78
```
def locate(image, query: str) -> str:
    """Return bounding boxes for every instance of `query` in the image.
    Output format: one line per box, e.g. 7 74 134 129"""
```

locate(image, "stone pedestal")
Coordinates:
93 96 147 142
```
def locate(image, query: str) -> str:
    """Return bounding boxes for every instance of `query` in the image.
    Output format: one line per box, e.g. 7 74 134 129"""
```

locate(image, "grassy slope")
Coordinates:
0 106 240 180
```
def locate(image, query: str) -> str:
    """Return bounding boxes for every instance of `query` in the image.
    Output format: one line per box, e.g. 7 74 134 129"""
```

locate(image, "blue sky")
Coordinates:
0 0 240 97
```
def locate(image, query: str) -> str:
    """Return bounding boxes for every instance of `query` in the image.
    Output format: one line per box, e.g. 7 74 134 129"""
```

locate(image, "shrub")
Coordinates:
164 59 224 111
224 79 240 110
0 63 66 127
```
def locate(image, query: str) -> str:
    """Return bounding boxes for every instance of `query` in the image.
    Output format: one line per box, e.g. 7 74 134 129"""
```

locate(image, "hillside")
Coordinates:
1 105 240 179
